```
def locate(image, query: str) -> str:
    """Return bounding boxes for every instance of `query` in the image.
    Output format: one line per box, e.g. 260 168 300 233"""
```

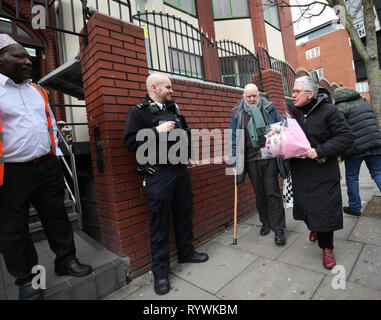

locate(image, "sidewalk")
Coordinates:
105 162 381 300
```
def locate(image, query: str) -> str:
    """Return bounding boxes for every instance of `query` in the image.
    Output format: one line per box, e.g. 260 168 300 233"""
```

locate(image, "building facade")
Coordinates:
295 19 371 101
1 0 297 143
0 0 297 279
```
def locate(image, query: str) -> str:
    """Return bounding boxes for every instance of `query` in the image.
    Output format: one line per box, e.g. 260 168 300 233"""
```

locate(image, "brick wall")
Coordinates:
80 12 288 277
261 69 286 115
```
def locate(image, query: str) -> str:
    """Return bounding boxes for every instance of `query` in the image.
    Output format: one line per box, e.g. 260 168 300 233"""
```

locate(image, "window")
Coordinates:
219 55 257 87
213 0 249 19
312 68 323 78
0 18 12 34
169 48 203 78
164 0 196 16
263 0 280 29
305 46 320 60
356 82 369 93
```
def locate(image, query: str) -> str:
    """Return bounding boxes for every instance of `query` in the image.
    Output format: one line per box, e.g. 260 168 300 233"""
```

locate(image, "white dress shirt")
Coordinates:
0 73 62 162
155 101 165 110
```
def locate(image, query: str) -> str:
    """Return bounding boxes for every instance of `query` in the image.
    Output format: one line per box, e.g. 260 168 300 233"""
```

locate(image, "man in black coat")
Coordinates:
124 73 208 295
334 87 381 216
288 76 354 270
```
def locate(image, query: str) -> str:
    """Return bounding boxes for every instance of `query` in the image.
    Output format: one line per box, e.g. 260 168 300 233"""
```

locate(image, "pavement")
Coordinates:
105 162 381 301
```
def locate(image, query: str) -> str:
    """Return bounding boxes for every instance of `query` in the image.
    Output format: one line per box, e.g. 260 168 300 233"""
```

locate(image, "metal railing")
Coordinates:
257 46 296 97
133 10 263 90
57 121 85 227
217 39 263 91
133 10 214 82
0 0 132 43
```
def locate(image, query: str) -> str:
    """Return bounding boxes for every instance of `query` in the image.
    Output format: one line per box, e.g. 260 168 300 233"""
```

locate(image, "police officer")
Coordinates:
124 73 208 295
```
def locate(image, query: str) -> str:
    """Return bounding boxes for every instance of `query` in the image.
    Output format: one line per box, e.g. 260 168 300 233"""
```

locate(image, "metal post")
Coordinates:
80 0 89 45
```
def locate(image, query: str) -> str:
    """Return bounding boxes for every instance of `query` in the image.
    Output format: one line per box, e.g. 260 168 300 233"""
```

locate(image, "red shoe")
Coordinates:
322 248 336 270
309 231 317 242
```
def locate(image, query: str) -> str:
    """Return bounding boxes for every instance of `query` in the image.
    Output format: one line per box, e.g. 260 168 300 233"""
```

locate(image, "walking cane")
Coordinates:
233 168 238 245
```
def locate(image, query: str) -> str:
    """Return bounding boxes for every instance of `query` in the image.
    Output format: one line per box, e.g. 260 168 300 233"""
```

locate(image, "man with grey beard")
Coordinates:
229 84 287 245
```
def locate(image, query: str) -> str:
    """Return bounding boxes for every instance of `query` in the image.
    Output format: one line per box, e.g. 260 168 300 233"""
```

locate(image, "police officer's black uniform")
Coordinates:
124 94 198 280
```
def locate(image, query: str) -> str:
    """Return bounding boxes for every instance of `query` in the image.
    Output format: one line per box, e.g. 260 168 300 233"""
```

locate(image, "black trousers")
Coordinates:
145 165 195 279
317 231 334 250
246 158 286 231
0 156 76 285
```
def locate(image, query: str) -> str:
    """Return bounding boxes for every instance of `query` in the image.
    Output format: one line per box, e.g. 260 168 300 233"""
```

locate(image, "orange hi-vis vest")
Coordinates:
0 83 56 186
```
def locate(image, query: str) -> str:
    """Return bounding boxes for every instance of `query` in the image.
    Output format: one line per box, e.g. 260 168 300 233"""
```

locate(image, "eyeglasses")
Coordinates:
292 89 310 95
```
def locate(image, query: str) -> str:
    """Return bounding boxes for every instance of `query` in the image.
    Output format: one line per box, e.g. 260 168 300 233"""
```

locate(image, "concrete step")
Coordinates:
0 231 129 300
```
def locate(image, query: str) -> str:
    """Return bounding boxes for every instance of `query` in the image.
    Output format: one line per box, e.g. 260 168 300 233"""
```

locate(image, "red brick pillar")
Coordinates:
249 0 268 52
196 0 220 82
79 12 151 274
196 0 215 41
278 0 298 69
262 69 286 115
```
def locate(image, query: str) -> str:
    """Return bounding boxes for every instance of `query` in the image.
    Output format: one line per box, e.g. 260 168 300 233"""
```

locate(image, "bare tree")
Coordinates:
270 0 381 126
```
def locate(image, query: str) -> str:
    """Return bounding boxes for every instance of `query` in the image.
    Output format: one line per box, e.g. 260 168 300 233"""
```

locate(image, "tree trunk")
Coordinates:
365 58 381 127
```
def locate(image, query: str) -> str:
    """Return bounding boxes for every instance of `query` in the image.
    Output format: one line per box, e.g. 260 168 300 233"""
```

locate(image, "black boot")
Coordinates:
274 229 286 245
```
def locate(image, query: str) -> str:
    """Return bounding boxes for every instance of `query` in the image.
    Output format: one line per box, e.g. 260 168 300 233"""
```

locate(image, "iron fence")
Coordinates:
257 46 296 97
133 10 263 90
217 40 263 91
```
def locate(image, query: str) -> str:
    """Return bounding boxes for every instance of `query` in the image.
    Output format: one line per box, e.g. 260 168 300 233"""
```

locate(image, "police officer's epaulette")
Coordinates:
137 100 150 109
137 100 161 113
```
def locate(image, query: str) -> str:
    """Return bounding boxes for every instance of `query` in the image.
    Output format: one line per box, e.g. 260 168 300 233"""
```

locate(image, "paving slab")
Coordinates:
210 221 254 245
120 273 219 300
312 275 381 300
349 216 381 246
170 242 259 294
243 212 261 226
348 244 381 291
212 224 301 260
104 272 154 300
277 237 363 279
248 207 305 233
216 257 324 300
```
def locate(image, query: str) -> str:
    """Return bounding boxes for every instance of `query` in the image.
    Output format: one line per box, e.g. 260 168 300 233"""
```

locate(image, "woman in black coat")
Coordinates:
288 76 354 270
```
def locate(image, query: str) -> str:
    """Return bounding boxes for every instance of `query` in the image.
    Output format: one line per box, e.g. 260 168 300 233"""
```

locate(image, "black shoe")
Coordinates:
18 282 43 300
260 224 271 236
178 251 209 263
343 206 361 216
154 276 170 295
55 258 92 277
274 229 286 245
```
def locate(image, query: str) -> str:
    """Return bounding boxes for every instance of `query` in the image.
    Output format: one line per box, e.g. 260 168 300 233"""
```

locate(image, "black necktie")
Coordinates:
162 104 167 112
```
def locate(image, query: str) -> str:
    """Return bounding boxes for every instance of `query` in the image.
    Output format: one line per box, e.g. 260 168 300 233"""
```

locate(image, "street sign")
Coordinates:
345 0 380 38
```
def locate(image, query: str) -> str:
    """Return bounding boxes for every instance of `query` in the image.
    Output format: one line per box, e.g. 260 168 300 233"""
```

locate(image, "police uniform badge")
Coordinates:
148 102 160 114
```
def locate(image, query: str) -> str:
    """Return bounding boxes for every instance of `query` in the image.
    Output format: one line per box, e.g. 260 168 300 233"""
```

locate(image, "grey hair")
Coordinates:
295 76 319 98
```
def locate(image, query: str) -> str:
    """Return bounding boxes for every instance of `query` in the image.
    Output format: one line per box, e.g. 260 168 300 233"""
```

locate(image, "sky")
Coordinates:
290 0 339 35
